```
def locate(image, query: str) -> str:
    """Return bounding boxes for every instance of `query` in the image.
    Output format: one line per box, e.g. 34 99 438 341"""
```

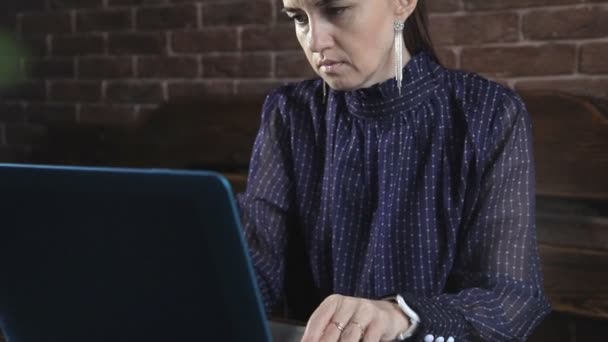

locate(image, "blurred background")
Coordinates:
0 0 606 341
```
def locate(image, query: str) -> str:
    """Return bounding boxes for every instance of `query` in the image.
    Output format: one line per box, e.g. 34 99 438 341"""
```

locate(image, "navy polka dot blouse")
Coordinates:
238 52 551 341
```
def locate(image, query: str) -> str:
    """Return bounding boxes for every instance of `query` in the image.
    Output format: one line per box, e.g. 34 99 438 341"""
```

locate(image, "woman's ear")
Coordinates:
393 0 418 19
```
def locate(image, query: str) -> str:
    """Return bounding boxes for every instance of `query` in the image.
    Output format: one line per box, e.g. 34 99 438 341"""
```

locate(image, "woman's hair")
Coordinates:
403 0 440 64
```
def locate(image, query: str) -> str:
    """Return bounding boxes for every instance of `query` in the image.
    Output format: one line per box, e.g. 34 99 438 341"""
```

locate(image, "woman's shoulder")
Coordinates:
263 78 324 111
441 68 521 106
256 78 323 131
438 67 527 124
437 67 530 155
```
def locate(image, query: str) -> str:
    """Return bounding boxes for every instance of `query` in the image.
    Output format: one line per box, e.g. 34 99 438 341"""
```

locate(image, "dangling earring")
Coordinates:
394 20 405 96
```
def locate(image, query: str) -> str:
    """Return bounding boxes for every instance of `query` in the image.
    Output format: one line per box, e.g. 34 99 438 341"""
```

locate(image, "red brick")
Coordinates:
21 12 72 35
79 57 133 79
138 56 198 78
171 29 237 53
0 81 46 101
0 12 17 30
524 7 608 40
203 54 271 78
77 9 132 32
435 47 458 69
241 25 300 51
137 4 198 30
430 13 519 46
21 35 49 57
53 34 105 56
79 104 137 124
581 43 608 74
50 0 103 9
109 33 167 55
25 57 74 79
515 78 608 99
168 81 234 98
0 56 24 81
106 81 163 104
465 0 580 11
27 103 77 123
50 81 101 102
2 0 46 12
4 123 47 146
0 102 26 123
202 1 271 26
461 44 576 77
0 33 25 56
107 0 165 6
428 0 461 12
275 52 316 78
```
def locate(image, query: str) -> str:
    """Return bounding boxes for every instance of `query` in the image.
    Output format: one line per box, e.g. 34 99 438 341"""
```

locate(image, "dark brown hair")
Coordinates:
403 0 440 64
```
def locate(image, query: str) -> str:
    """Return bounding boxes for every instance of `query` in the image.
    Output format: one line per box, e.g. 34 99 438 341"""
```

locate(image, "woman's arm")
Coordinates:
395 91 552 341
237 89 295 314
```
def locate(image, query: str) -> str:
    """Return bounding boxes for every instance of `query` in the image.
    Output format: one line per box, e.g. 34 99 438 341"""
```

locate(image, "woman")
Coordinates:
238 0 551 341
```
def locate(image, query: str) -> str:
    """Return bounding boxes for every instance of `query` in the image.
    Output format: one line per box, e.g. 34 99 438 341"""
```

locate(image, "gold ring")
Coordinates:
333 321 346 332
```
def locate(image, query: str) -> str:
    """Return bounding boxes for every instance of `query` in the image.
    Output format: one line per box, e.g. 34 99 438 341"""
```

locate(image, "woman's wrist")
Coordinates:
384 294 420 340
389 300 411 332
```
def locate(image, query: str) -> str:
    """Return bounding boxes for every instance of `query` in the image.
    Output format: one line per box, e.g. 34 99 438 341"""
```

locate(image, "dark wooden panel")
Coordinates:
529 311 608 342
122 96 265 170
225 173 248 194
521 90 608 199
537 196 608 250
540 244 608 319
538 214 608 251
32 95 266 171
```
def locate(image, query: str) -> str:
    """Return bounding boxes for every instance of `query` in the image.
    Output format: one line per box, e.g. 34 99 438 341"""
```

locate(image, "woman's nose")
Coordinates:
307 20 333 54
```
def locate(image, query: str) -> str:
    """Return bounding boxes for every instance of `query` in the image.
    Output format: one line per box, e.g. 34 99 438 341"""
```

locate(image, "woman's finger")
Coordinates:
302 294 342 342
339 300 376 342
339 321 364 342
319 296 358 342
362 316 386 342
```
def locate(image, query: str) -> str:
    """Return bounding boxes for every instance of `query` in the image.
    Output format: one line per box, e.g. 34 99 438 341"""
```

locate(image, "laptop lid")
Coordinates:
0 163 270 342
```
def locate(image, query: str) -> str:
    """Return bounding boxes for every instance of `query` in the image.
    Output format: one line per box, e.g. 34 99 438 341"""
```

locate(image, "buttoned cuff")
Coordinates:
382 294 419 340
395 294 420 339
398 293 465 342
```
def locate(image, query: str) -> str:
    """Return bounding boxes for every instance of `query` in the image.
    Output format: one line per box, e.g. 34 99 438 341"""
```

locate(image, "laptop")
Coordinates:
0 163 303 341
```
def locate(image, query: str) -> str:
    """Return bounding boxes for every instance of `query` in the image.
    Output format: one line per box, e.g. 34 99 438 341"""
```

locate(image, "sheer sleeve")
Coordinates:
237 89 295 314
398 92 551 341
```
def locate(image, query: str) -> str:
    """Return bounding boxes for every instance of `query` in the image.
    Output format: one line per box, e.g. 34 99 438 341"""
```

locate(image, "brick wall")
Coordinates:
0 0 606 162
0 1 607 340
430 0 608 97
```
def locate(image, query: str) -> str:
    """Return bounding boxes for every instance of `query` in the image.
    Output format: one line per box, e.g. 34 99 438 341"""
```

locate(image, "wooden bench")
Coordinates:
522 91 608 320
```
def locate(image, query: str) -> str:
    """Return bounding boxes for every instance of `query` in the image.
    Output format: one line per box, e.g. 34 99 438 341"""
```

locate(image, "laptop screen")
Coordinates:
0 164 270 342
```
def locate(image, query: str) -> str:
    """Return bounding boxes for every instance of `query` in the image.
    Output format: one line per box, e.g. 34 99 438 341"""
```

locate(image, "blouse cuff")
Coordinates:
398 292 466 342
395 294 420 339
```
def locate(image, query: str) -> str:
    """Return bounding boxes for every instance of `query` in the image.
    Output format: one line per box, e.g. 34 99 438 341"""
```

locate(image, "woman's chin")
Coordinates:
322 78 358 92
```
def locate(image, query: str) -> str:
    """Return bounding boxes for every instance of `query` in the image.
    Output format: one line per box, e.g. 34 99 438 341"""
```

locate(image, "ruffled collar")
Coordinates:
339 51 442 119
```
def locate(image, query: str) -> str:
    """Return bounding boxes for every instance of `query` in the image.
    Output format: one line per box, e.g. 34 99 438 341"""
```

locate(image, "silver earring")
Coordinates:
394 20 405 96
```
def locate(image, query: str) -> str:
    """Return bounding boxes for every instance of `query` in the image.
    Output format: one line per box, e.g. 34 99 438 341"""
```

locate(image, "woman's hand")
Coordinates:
301 294 410 342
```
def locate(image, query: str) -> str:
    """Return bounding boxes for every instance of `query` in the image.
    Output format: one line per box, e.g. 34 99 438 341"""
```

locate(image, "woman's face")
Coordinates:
282 0 415 91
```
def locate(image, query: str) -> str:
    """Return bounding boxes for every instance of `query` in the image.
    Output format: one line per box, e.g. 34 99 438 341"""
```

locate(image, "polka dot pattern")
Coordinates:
238 52 551 341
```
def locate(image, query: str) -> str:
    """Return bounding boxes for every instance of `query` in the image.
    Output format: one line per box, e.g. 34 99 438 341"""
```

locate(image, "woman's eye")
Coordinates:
325 7 348 17
287 13 309 25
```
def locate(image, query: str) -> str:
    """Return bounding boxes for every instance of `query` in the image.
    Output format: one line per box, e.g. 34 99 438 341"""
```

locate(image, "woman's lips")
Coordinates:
318 61 344 74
